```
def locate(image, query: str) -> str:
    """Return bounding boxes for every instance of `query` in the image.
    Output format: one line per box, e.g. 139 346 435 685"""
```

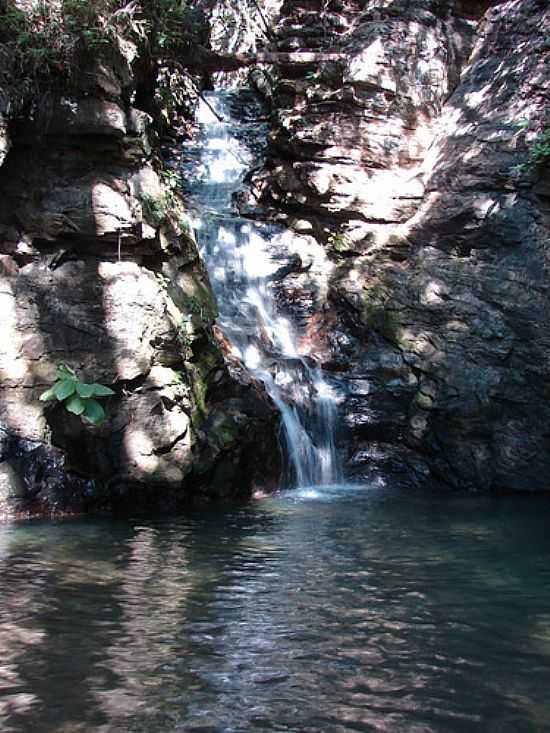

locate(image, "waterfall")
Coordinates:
183 89 341 488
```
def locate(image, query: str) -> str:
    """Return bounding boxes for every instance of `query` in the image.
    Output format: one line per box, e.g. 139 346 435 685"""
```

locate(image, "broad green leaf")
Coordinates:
65 394 86 415
76 383 96 399
57 364 76 379
39 387 56 402
83 399 106 426
90 383 115 397
53 379 76 401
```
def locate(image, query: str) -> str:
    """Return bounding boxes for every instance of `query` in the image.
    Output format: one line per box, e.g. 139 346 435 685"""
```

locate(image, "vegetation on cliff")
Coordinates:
0 0 209 123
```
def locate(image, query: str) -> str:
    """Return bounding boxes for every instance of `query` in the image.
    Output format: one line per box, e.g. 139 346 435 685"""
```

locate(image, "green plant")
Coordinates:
328 231 353 253
159 168 183 191
305 70 321 83
40 364 115 426
156 1 194 49
186 297 204 317
514 122 550 171
155 272 170 290
526 128 550 167
140 177 191 235
141 193 169 225
80 27 110 48
177 216 191 235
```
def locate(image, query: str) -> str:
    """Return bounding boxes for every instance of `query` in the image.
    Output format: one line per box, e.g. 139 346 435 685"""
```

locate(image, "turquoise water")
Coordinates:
1 485 550 732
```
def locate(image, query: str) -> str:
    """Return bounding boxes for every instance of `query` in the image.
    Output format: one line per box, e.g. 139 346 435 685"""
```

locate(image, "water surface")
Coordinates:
1 485 550 732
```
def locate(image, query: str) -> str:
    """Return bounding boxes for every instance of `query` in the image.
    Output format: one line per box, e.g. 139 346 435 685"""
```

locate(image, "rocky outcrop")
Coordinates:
0 48 281 518
255 0 550 491
250 0 476 226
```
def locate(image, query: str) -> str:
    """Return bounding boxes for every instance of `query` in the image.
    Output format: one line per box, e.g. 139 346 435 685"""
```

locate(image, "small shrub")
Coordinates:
160 168 183 191
305 70 321 83
40 364 115 427
141 192 170 225
328 231 353 253
514 121 550 172
140 171 192 236
526 128 550 168
155 272 170 290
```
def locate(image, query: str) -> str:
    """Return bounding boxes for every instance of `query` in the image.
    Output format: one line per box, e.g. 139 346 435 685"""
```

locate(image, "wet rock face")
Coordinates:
0 427 95 520
0 55 281 517
262 0 550 491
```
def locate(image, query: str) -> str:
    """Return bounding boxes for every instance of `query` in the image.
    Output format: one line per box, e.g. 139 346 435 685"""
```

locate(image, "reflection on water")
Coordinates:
1 487 550 732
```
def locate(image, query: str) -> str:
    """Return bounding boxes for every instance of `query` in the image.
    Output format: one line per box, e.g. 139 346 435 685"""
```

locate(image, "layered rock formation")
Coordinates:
2 0 548 514
0 42 281 518
251 0 550 491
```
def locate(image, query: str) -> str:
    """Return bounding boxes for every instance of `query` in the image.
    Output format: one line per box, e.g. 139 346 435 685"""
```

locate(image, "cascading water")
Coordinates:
183 89 341 488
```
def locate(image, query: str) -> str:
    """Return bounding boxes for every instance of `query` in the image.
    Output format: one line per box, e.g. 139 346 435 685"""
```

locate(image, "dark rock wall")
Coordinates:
0 48 281 518
255 0 550 491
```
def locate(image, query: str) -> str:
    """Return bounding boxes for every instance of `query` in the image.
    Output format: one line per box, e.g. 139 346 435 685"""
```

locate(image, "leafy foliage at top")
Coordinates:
0 0 206 105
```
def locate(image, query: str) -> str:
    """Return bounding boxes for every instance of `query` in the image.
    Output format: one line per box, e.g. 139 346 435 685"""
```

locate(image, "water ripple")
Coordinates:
1 490 550 732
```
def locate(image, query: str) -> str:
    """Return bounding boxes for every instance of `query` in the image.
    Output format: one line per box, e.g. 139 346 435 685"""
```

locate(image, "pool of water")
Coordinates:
1 485 550 732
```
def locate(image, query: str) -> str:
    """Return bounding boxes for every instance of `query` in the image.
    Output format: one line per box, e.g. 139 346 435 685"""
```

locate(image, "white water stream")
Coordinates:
184 89 340 487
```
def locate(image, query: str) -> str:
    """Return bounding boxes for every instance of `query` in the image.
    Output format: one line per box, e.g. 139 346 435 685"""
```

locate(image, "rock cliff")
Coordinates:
250 0 550 491
1 0 549 513
0 23 281 518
